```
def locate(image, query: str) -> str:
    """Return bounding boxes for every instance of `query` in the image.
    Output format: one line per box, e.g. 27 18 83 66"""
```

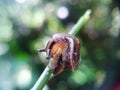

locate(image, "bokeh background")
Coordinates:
0 0 120 90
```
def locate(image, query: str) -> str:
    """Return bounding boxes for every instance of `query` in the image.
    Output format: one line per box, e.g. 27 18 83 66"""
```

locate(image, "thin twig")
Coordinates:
31 65 52 90
69 9 91 35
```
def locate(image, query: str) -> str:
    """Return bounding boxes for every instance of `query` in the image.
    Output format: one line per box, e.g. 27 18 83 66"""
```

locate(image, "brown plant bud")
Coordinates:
38 33 80 75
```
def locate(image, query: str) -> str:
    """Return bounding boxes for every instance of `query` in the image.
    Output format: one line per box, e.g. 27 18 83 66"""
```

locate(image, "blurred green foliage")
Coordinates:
0 0 120 90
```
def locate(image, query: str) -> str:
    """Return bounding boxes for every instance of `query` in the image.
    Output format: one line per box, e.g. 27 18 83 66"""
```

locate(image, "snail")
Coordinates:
38 33 80 75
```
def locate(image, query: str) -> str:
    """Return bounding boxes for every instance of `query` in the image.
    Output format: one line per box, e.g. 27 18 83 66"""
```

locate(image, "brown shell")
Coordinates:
38 33 80 75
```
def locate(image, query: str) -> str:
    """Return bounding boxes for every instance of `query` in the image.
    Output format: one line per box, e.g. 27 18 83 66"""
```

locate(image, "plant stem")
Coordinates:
31 9 91 90
31 65 52 90
69 9 91 35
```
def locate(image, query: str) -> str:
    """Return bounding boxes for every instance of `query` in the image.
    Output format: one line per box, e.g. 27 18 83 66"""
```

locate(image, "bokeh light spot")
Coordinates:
56 6 69 19
16 67 32 88
15 0 26 3
0 43 9 55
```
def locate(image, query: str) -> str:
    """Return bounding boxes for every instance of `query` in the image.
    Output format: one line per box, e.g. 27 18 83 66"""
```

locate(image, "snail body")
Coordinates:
38 33 80 75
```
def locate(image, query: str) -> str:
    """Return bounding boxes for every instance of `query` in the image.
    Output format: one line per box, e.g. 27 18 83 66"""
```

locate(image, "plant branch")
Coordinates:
31 9 91 90
69 9 91 35
31 65 52 90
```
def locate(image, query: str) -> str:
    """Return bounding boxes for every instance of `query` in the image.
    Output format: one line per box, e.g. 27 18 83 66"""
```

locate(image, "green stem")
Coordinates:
31 65 52 90
69 9 91 35
31 9 91 90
